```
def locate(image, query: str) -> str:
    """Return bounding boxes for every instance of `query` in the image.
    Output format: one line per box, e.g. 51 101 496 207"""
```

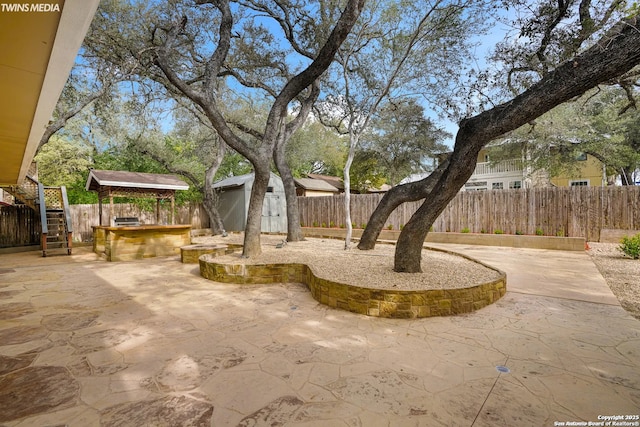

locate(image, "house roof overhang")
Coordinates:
0 0 100 186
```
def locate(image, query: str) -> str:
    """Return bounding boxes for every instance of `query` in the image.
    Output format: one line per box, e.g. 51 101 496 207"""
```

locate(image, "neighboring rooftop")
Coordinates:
294 177 339 192
307 173 344 191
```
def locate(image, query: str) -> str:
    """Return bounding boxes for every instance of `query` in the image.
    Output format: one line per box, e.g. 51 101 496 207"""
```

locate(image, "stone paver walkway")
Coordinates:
0 244 639 426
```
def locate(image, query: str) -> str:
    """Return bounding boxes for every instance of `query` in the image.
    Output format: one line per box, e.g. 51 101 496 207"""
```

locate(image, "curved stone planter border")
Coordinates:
197 243 506 319
181 243 244 264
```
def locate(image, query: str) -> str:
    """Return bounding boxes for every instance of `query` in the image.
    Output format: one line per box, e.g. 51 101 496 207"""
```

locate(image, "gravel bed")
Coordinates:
587 242 640 320
194 234 502 291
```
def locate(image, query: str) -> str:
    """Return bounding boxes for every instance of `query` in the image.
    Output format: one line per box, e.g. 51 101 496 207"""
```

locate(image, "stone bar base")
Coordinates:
93 225 191 261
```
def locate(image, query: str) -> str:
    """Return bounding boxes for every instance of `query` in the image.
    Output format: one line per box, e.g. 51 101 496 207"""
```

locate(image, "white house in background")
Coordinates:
423 145 607 191
463 148 528 191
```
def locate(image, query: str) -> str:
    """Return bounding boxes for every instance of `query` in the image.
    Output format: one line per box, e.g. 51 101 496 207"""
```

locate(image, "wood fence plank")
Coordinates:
297 186 640 240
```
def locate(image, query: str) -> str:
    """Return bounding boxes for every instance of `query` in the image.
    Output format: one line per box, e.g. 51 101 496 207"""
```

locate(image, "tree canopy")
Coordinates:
83 0 366 256
359 1 640 272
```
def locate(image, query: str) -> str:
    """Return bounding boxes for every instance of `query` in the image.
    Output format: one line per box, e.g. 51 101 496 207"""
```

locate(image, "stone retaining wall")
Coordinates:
198 248 506 319
301 228 586 251
599 229 640 243
181 243 244 263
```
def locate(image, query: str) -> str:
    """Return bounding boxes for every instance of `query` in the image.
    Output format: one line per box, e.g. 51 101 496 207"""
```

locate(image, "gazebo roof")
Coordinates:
85 170 189 193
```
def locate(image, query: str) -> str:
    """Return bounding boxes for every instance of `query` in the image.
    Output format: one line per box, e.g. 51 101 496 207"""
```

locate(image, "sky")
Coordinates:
79 0 514 150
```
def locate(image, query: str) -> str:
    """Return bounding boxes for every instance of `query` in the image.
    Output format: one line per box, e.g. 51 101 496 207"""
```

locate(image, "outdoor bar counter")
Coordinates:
93 224 191 261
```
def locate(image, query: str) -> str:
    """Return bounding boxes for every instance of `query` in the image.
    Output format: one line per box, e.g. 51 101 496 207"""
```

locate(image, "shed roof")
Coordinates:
294 177 339 192
213 173 255 189
85 170 189 192
213 172 283 190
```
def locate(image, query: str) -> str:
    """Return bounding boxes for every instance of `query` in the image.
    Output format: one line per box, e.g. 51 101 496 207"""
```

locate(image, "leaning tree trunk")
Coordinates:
274 133 304 242
357 158 449 250
392 16 640 272
394 145 478 272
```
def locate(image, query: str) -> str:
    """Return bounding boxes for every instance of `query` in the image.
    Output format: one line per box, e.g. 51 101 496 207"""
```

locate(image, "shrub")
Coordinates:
312 221 318 227
329 221 335 228
535 228 544 236
515 230 524 235
321 222 326 228
619 233 640 259
494 229 504 234
556 227 565 237
387 224 393 230
400 224 404 230
361 223 367 229
480 228 486 234
339 223 345 228
461 227 470 233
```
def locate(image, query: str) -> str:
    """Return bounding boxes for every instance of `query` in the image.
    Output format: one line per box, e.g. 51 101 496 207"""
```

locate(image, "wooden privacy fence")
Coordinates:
3 188 639 247
297 186 640 242
0 205 40 248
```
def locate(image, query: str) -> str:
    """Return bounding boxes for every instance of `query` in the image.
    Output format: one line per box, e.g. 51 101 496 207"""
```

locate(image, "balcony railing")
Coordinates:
472 159 523 176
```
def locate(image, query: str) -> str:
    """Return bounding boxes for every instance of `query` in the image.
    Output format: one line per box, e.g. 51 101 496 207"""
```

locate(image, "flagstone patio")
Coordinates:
0 243 638 426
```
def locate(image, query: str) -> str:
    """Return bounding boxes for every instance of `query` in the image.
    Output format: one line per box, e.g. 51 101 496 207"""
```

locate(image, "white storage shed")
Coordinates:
213 172 287 233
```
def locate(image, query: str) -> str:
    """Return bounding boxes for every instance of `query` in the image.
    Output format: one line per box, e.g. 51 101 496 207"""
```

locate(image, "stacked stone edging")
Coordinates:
198 243 506 319
301 227 586 251
181 243 244 263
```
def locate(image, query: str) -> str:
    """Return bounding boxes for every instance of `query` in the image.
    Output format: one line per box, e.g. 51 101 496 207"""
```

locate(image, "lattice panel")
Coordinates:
19 179 38 200
44 187 63 209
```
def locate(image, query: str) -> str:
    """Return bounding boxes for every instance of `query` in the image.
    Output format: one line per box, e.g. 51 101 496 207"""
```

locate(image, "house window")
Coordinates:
492 182 504 190
569 180 589 187
484 154 490 162
509 181 522 189
465 181 487 191
575 152 587 161
267 186 274 193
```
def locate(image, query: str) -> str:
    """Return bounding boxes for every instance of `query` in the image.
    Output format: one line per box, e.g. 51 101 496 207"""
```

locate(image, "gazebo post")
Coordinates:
156 198 161 224
98 196 103 226
171 195 175 225
109 192 114 226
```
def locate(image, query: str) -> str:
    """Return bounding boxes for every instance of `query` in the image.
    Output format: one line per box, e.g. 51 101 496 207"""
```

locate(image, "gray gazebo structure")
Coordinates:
214 172 287 233
85 169 189 226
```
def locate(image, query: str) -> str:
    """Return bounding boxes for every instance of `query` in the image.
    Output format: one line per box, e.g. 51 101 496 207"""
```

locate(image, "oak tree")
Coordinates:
359 2 640 272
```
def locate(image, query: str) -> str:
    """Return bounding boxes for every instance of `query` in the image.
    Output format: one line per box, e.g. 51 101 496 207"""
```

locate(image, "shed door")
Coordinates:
261 194 284 233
